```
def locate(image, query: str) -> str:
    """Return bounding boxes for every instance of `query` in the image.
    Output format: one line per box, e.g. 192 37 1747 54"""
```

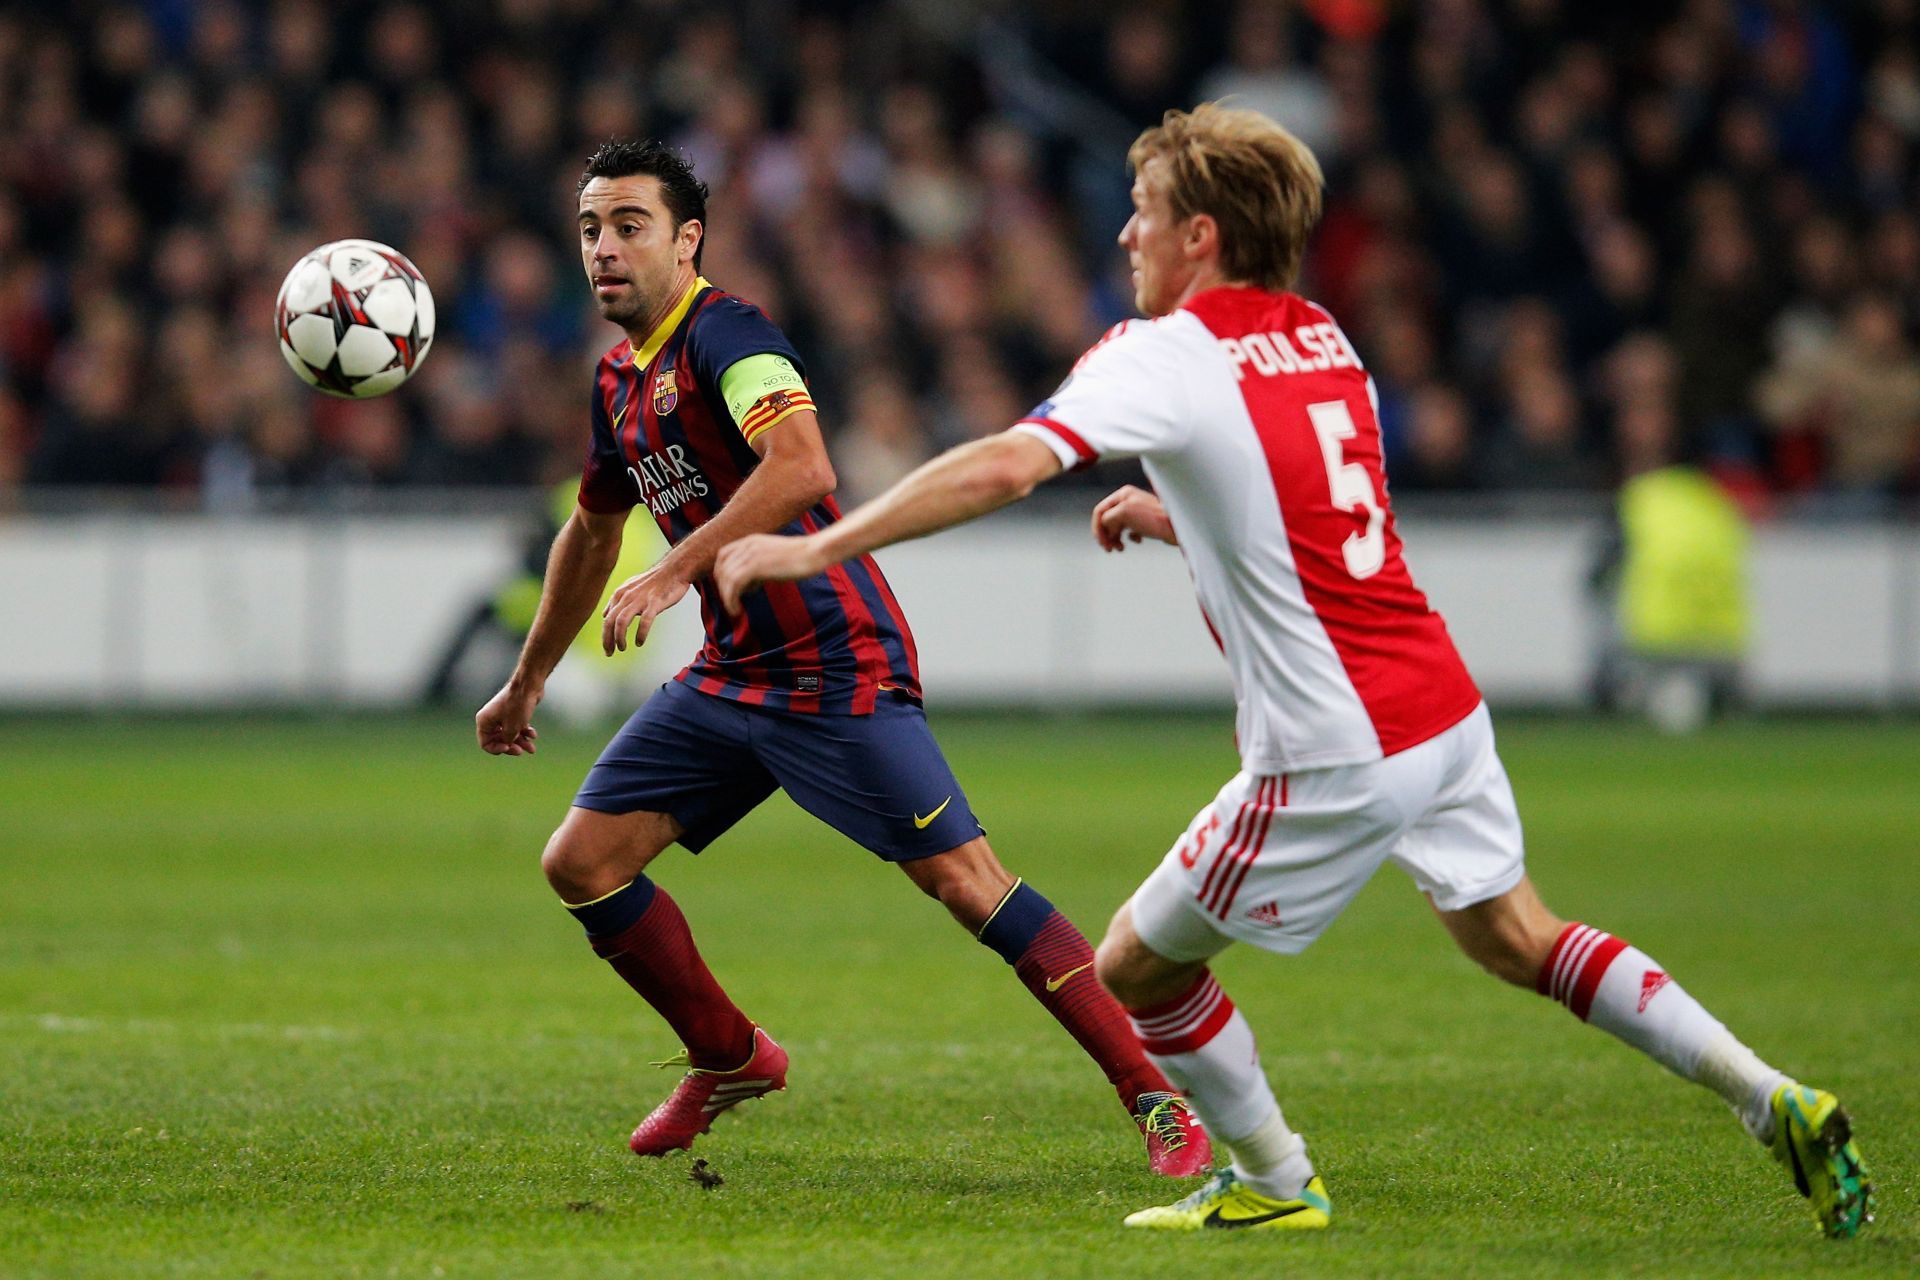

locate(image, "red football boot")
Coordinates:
629 1026 789 1157
1133 1090 1212 1177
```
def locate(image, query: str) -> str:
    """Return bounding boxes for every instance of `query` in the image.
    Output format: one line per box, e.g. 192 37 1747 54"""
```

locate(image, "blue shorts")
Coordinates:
574 680 984 861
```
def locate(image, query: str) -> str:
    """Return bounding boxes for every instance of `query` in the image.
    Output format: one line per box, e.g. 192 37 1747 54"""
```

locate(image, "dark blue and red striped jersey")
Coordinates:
577 281 922 715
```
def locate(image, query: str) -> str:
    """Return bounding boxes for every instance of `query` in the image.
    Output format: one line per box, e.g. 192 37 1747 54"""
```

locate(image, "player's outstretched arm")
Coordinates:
1092 484 1177 551
476 504 626 756
715 430 1062 613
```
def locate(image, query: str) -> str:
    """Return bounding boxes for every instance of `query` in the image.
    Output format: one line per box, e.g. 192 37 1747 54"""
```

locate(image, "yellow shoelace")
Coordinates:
1140 1096 1190 1149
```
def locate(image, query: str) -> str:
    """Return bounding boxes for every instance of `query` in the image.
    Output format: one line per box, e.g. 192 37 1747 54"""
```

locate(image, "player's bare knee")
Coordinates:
538 826 593 898
540 808 678 902
539 820 627 902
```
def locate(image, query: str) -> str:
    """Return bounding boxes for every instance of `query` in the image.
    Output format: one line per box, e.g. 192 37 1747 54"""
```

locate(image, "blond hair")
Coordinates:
1127 102 1325 291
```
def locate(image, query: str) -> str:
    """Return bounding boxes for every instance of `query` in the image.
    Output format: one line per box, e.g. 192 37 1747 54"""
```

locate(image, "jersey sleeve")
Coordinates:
576 369 636 514
687 296 813 445
1010 320 1192 470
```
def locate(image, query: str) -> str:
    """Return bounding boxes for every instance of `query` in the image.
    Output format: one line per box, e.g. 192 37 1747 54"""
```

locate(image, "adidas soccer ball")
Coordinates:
275 239 435 398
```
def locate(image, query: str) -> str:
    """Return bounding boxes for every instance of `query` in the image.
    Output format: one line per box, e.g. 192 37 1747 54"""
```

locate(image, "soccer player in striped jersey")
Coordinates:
715 106 1872 1238
474 139 1208 1176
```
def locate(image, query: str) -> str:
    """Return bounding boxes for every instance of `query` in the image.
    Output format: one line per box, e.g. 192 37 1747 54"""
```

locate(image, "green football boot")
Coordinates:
1123 1168 1331 1231
1768 1083 1873 1239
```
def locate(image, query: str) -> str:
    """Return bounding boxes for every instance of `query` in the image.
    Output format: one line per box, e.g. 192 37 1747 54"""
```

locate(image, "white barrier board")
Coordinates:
0 512 1914 709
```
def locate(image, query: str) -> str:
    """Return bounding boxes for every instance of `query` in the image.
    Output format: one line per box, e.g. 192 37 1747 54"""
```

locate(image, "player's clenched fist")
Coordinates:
602 565 692 654
715 533 825 614
476 683 540 756
1092 485 1178 551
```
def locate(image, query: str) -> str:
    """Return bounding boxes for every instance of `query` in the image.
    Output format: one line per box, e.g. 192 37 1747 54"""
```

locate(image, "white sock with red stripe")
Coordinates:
1126 970 1315 1198
1538 923 1786 1140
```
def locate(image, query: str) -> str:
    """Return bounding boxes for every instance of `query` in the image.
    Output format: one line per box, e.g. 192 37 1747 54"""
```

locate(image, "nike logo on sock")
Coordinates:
1044 962 1092 993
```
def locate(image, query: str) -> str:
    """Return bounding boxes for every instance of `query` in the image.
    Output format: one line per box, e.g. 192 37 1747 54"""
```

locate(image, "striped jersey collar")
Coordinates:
629 274 711 369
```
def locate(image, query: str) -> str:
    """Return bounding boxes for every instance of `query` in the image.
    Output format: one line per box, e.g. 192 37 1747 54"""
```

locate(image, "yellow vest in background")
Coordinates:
1617 467 1750 658
493 481 669 662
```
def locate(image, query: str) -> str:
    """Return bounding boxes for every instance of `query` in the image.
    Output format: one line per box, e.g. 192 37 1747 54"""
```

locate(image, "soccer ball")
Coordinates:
275 239 435 398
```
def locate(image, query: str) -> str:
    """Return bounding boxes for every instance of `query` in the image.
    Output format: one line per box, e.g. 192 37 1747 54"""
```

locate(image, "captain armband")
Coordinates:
719 352 814 445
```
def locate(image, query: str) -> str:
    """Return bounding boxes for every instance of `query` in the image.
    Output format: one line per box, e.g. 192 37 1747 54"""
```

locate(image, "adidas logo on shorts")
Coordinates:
1245 901 1284 927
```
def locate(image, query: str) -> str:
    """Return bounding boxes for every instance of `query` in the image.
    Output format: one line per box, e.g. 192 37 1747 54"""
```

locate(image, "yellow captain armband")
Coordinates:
720 352 814 445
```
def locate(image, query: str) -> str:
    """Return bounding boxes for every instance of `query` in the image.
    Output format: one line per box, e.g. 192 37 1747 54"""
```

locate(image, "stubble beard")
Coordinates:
597 288 649 326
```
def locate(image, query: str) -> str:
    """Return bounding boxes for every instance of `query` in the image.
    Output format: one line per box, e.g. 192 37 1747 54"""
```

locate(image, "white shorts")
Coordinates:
1130 702 1526 961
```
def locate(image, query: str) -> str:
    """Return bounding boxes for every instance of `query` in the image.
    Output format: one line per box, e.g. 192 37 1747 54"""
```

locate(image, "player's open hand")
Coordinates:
476 682 540 756
715 534 824 614
602 565 692 654
1092 485 1177 551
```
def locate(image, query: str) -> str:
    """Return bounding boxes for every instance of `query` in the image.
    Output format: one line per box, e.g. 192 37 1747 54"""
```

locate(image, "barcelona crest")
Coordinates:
652 367 679 416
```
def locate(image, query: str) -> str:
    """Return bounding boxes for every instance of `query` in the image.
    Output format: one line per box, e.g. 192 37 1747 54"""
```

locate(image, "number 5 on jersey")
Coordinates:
1307 399 1385 580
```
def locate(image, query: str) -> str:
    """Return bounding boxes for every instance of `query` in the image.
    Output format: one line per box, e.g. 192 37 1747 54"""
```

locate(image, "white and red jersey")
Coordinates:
1013 285 1480 772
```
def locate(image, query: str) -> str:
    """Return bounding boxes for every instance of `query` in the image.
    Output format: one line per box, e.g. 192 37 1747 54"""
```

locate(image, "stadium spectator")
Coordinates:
1393 383 1482 493
1668 198 1778 463
1759 290 1920 497
0 1 1912 511
1196 1 1339 162
834 369 931 504
1481 363 1604 492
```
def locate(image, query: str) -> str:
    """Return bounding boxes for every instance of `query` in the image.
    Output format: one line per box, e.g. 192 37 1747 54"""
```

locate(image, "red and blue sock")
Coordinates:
977 879 1169 1110
566 876 756 1071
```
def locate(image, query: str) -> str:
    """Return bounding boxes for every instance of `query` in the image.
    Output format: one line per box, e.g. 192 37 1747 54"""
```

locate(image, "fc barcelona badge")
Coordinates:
652 367 679 416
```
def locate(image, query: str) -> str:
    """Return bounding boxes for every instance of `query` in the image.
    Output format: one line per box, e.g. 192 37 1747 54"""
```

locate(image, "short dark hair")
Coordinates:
578 139 710 270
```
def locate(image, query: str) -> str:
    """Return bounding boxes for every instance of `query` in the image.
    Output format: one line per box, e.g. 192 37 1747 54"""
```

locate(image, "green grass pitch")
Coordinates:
2 711 1916 1278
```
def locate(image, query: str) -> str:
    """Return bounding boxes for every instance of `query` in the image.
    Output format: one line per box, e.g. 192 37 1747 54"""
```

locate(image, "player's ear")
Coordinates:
677 218 704 266
1184 212 1220 265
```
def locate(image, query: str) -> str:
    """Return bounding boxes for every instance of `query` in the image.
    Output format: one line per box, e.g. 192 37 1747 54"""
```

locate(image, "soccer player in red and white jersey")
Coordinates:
716 104 1872 1237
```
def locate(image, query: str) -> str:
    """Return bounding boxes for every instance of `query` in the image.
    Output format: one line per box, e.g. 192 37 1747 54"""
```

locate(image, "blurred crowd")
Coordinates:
1 0 1918 511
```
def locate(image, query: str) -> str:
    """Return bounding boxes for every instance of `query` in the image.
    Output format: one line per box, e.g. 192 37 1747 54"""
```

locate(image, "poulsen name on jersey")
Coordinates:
1218 321 1361 381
